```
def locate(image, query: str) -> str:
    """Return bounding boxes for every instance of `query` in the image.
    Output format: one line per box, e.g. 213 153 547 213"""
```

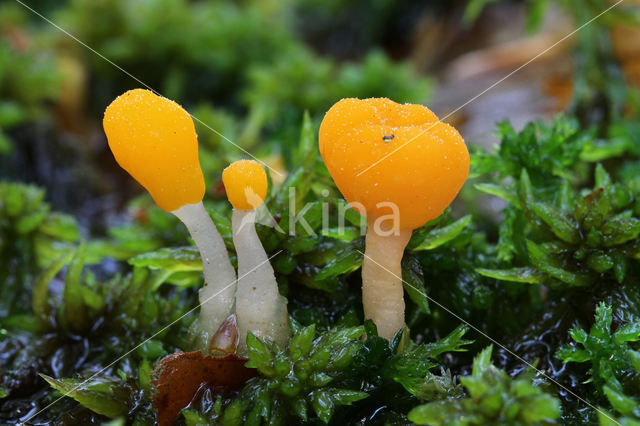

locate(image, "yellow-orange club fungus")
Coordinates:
103 88 204 212
222 159 268 210
103 89 237 348
319 98 469 339
222 160 289 354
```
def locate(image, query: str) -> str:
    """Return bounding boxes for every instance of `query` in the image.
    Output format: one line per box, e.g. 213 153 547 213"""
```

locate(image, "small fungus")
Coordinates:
319 98 469 339
103 89 236 347
222 160 289 355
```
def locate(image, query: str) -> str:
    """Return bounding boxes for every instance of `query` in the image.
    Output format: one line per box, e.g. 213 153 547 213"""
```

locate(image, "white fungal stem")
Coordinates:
172 202 237 347
362 227 412 340
232 209 289 355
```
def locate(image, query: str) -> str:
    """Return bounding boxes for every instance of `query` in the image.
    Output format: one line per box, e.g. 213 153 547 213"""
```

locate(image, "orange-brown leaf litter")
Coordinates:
151 351 256 426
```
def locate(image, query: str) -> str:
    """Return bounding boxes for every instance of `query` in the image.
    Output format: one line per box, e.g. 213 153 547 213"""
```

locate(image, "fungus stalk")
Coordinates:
223 160 289 355
319 98 469 340
172 202 236 344
362 227 412 340
103 89 236 347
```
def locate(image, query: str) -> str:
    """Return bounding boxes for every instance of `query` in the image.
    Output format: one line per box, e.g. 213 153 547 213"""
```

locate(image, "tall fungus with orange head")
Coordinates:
319 98 469 339
104 89 237 349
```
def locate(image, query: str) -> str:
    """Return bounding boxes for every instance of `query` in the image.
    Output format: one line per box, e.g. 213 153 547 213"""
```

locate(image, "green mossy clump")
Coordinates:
557 302 640 425
3 108 640 424
4 102 638 423
408 346 561 425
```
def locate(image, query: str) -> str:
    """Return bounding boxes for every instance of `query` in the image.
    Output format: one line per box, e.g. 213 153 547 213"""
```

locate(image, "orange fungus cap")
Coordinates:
103 89 205 212
319 98 469 230
222 160 268 210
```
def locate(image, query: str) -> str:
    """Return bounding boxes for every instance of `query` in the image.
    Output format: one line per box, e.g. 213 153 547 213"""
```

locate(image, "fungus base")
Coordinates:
232 209 289 355
362 227 412 340
172 202 237 348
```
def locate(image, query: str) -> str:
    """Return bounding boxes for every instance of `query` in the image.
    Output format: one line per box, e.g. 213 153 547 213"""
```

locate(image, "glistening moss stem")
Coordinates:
232 209 289 355
172 202 237 346
362 226 412 340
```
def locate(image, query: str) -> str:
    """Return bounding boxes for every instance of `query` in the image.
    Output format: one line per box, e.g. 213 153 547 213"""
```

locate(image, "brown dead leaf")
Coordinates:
151 351 257 426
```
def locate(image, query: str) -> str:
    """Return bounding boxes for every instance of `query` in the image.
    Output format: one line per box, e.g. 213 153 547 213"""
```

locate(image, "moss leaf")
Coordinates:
41 375 129 418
